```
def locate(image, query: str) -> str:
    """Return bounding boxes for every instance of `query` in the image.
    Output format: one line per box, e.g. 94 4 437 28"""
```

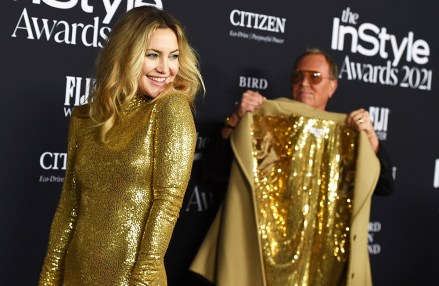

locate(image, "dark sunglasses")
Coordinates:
292 70 333 85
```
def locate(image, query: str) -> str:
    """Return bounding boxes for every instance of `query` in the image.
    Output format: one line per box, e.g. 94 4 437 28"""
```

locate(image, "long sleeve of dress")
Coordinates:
39 111 80 286
130 95 196 286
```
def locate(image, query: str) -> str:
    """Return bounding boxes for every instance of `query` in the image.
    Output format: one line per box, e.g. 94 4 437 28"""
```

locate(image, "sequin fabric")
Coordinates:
251 114 358 286
39 94 196 286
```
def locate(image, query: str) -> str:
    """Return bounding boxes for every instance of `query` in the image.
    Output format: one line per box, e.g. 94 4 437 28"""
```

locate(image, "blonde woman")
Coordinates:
39 6 204 286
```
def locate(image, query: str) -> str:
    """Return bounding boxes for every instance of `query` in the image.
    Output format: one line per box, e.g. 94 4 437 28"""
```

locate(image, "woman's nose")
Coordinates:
156 57 168 73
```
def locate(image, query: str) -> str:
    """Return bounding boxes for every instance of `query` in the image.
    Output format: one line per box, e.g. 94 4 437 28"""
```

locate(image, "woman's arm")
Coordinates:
39 111 80 286
130 95 196 285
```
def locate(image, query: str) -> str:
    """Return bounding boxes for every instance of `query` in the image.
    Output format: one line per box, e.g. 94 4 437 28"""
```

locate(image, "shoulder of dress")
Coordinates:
156 93 192 113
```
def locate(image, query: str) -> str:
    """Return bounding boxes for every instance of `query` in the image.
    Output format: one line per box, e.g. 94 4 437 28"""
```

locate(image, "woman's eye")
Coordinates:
146 53 158 59
170 53 179 60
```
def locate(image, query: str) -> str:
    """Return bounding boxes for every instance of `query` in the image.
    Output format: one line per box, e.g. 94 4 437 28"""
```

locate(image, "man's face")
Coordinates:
292 54 337 110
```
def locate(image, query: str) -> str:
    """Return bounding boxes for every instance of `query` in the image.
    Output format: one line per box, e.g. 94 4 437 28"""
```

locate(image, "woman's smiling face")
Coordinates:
138 28 179 98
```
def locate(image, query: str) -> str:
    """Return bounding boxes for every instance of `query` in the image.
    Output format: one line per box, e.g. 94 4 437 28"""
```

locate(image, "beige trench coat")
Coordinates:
190 98 380 286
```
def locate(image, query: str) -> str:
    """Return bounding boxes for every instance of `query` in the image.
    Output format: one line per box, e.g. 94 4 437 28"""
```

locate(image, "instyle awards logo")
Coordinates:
331 7 433 91
11 0 163 48
369 106 390 141
228 9 286 44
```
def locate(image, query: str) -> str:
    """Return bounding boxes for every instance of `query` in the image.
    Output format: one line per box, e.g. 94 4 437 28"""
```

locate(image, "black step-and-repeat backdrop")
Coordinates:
1 1 438 285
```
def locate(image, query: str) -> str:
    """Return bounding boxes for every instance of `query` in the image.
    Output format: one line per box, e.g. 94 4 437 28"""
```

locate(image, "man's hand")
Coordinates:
221 90 266 139
235 90 266 117
346 108 379 153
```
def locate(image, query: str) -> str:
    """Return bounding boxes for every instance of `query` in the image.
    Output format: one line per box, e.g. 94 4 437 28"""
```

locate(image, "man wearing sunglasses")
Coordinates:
221 48 393 196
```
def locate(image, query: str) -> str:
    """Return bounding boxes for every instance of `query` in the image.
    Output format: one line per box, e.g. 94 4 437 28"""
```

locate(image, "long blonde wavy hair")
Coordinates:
88 6 204 142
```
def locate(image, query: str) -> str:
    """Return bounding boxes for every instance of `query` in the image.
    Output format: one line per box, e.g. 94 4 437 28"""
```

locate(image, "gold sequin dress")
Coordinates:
39 94 196 286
